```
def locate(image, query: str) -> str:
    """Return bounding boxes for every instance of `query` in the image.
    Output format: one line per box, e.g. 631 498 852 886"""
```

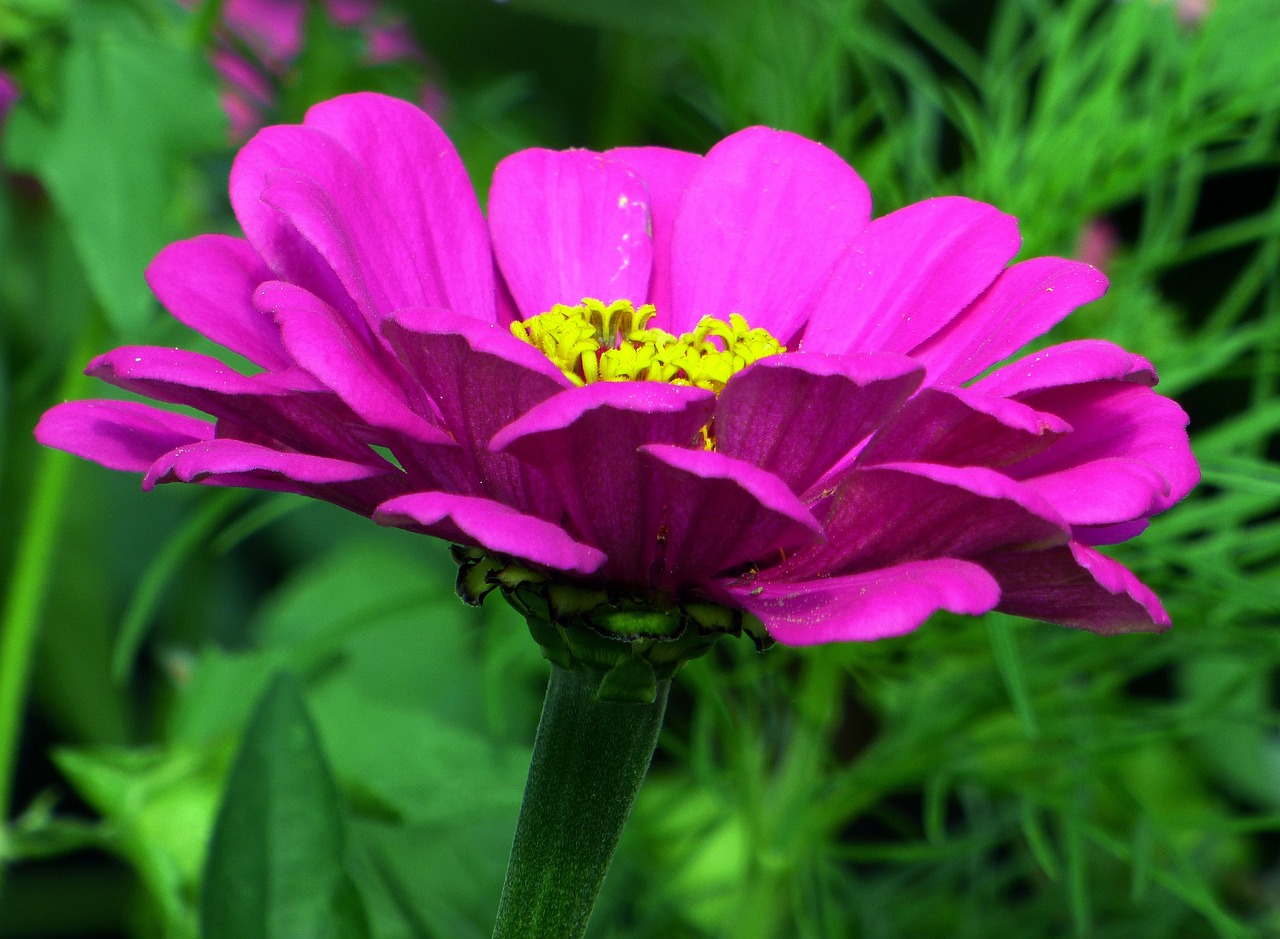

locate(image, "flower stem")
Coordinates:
492 663 670 939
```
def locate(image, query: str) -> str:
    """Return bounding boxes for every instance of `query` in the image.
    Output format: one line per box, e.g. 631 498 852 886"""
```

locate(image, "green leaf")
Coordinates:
3 0 225 336
201 672 368 939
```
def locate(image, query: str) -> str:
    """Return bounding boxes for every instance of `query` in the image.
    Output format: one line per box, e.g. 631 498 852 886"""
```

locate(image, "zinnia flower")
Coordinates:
36 93 1197 647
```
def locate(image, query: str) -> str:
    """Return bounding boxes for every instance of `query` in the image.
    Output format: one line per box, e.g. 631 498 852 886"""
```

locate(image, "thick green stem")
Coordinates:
492 663 670 939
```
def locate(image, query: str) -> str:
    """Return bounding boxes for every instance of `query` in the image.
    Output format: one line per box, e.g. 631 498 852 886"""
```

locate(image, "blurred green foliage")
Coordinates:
2 0 1279 936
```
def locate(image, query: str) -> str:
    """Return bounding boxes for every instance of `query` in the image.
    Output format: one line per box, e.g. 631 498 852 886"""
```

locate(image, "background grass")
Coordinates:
1 0 1278 936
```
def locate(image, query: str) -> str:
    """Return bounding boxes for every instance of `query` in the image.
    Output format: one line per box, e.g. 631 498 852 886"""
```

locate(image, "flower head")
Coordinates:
37 93 1197 652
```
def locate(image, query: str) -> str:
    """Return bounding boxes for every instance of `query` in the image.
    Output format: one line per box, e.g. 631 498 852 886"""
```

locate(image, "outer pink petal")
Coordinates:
639 444 823 587
489 149 653 318
667 127 871 339
1008 382 1197 521
801 197 1021 356
910 258 1109 385
784 462 1068 579
983 542 1169 634
142 438 401 518
260 282 455 446
232 94 495 331
381 308 572 513
491 382 716 584
605 145 701 316
87 346 371 462
856 385 1069 469
720 559 1000 645
976 339 1158 397
35 400 213 472
301 93 495 321
146 235 289 371
715 351 923 494
374 491 606 576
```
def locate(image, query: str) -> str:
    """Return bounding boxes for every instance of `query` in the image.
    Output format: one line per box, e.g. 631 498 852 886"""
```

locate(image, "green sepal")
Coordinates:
597 655 659 704
452 546 499 606
525 617 574 670
593 607 684 639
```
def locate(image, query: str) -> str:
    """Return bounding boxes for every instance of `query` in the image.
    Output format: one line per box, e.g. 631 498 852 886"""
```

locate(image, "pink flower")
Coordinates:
36 94 1198 645
0 70 18 128
194 0 440 140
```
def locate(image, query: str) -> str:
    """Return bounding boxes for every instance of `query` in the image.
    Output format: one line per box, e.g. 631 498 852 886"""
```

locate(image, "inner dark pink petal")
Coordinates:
783 462 1069 580
982 542 1169 634
714 351 923 495
856 385 1069 470
638 444 822 589
976 339 1158 397
491 382 716 586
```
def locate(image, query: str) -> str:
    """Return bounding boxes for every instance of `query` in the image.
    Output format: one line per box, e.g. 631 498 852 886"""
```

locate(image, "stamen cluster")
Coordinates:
511 298 785 393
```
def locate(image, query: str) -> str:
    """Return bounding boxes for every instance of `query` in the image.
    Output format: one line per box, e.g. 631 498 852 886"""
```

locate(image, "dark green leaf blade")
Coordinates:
201 672 367 939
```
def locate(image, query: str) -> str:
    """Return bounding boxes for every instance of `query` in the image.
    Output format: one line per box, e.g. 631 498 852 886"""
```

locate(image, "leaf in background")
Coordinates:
3 0 226 336
201 672 369 939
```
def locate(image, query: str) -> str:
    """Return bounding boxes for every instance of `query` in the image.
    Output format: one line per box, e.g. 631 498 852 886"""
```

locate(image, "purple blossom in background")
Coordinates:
194 0 441 140
0 70 17 128
36 93 1198 645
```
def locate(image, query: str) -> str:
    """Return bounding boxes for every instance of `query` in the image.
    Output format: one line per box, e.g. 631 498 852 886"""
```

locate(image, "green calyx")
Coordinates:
451 547 772 703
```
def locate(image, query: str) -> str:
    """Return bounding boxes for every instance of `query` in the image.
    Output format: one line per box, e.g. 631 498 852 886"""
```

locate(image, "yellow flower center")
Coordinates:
511 298 785 394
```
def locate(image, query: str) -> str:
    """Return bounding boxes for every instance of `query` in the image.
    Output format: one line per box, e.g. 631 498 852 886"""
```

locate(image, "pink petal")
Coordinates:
491 382 716 584
147 235 289 371
856 385 1070 469
260 282 455 446
489 149 653 318
1008 381 1197 521
231 94 495 333
374 491 606 576
976 339 1158 397
381 307 572 513
605 145 702 318
87 346 370 463
714 351 923 494
142 439 402 518
784 462 1069 580
984 542 1169 634
720 558 1000 645
801 197 1021 356
301 93 495 321
35 400 213 472
638 444 823 587
910 258 1109 385
1074 519 1149 546
667 127 871 339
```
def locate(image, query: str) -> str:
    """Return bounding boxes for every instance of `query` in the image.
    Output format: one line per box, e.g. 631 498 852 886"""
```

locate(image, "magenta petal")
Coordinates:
722 559 1000 645
1073 518 1149 546
802 197 1021 356
301 93 495 321
667 127 871 338
857 385 1070 469
785 462 1069 579
381 307 572 512
638 444 823 587
910 258 1109 385
143 438 393 490
715 351 923 494
147 235 289 371
977 339 1158 397
984 542 1169 634
1008 381 1197 520
491 382 716 583
489 149 653 318
605 145 701 316
373 491 606 576
261 282 454 446
35 400 213 472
